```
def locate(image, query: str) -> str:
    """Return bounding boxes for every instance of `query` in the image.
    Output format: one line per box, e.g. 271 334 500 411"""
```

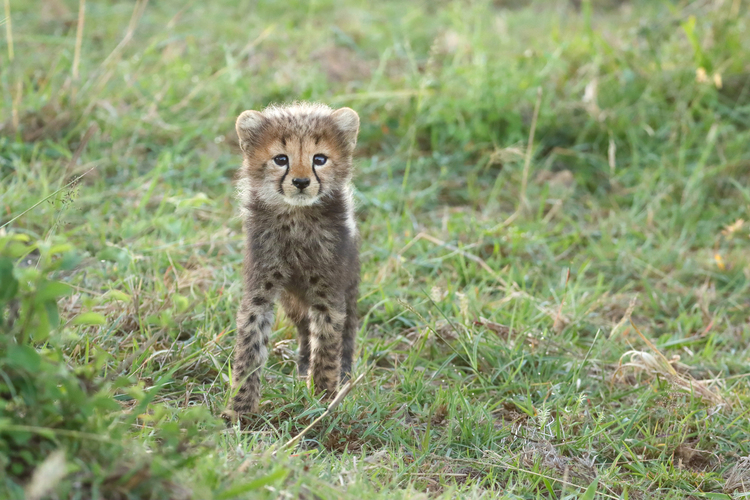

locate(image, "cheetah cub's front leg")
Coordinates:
230 276 279 415
307 295 347 396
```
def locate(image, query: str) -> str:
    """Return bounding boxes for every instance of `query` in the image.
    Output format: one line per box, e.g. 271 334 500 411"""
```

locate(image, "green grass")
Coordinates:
2 0 750 498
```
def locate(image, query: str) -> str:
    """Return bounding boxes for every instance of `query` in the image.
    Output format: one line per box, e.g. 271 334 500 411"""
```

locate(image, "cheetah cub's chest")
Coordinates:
249 206 350 272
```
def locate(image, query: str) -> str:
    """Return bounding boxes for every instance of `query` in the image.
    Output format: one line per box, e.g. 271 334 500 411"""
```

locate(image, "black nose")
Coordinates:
292 178 310 190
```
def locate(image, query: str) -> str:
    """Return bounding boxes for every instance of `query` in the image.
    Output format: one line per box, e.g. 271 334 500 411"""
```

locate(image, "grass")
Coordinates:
1 0 750 498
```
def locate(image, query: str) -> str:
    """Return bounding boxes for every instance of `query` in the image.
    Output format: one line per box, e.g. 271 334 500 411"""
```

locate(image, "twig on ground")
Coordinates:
274 373 365 454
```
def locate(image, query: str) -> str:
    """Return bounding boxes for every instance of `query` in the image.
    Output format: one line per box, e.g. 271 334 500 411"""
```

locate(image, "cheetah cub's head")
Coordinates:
236 103 359 208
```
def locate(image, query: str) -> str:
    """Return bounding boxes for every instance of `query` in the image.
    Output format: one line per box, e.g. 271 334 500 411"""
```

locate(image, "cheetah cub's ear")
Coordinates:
236 110 266 153
331 107 360 149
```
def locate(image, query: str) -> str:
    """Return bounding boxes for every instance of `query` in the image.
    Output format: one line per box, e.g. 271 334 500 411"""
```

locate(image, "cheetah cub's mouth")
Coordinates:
286 190 318 206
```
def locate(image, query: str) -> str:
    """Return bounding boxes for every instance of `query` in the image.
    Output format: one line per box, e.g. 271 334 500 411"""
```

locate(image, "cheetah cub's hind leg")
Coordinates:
307 290 347 398
279 292 312 378
339 279 359 383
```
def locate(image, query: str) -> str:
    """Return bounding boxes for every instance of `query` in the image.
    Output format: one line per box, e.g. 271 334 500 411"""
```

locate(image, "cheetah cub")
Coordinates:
227 102 361 418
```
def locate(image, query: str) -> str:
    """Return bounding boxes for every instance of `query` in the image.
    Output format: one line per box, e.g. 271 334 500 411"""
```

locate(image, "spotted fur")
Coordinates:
227 102 360 417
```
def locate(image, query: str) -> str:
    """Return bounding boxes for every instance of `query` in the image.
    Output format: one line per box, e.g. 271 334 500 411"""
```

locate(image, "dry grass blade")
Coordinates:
630 320 677 376
83 0 149 110
611 322 727 407
609 296 637 339
25 450 67 500
612 350 727 407
64 122 97 178
725 456 750 493
492 86 543 229
102 0 149 67
552 267 570 334
72 0 85 80
520 86 543 210
3 0 12 61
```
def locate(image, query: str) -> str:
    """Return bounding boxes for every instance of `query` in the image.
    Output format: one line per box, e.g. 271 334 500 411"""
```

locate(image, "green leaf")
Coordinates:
31 300 59 342
5 241 33 259
172 294 189 313
103 290 131 303
48 243 74 256
36 281 72 301
542 477 557 499
96 246 130 266
44 300 60 330
681 15 706 69
0 258 18 302
71 312 107 326
580 478 598 500
6 345 41 372
215 468 289 500
8 233 30 242
58 252 82 271
34 311 51 343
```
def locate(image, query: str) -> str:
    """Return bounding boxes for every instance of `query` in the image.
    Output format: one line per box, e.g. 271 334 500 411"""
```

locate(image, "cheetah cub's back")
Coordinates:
226 102 360 419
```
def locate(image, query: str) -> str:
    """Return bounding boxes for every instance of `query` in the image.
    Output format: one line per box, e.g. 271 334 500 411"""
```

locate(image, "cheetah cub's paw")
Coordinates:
220 409 239 424
220 409 258 427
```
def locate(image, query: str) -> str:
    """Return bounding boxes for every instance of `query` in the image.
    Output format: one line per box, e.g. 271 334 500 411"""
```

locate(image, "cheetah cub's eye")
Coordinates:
273 155 289 167
313 154 327 166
